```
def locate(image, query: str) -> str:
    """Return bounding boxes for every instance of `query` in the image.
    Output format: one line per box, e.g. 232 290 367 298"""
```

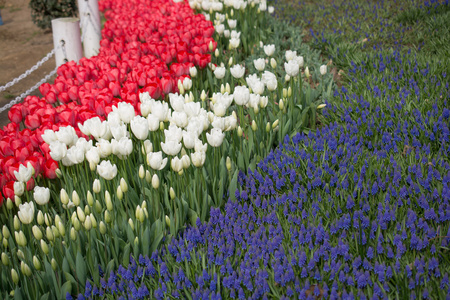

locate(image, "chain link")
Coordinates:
0 49 55 93
0 68 58 114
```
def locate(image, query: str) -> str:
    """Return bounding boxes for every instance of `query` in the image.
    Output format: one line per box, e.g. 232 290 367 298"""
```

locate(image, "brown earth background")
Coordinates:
0 0 57 128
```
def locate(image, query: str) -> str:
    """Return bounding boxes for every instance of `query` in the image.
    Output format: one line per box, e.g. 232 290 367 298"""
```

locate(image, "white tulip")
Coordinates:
320 65 327 75
110 123 128 140
143 140 153 154
215 23 225 35
49 141 67 161
261 71 278 91
85 147 100 165
263 44 275 56
66 146 85 165
161 140 182 156
171 157 183 172
150 101 170 122
14 182 24 196
213 102 227 117
96 160 118 180
191 151 206 167
147 114 160 131
111 137 133 157
206 128 225 147
169 93 185 112
253 58 265 71
55 126 77 147
171 111 189 128
181 155 190 169
183 78 192 91
233 86 250 106
41 130 57 145
252 81 265 95
140 99 152 117
131 115 149 140
229 38 240 49
182 131 197 149
285 50 297 62
14 164 33 183
18 202 34 224
33 186 50 206
164 124 183 143
295 55 304 67
224 115 237 131
147 152 168 170
112 102 135 124
96 139 112 158
214 67 226 79
230 64 245 79
189 66 197 78
284 60 300 77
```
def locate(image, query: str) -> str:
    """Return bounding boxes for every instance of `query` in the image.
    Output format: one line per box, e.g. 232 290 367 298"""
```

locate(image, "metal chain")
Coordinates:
60 40 68 63
0 49 55 93
0 68 57 113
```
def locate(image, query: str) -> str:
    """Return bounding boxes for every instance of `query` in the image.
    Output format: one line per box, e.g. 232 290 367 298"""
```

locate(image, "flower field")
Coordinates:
1 0 449 299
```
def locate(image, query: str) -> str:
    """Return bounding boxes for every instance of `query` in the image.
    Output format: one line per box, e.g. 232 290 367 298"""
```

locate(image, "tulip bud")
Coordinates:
84 204 91 215
54 214 62 226
55 168 62 178
270 58 277 69
16 231 27 246
116 186 123 201
87 191 94 207
44 213 52 226
33 256 41 270
138 208 145 223
200 90 207 102
134 236 139 247
93 179 101 194
159 121 165 131
279 99 284 110
3 237 8 247
152 174 160 189
228 57 233 66
2 252 9 266
77 207 85 223
6 198 13 209
226 82 231 94
21 261 32 276
95 200 102 214
189 66 197 78
251 120 258 131
89 162 96 171
52 225 60 238
105 191 113 211
51 258 57 271
37 210 44 225
73 217 81 231
32 225 43 240
272 119 279 129
84 216 92 231
282 88 287 98
288 86 292 97
45 226 54 241
70 191 79 207
13 216 20 230
11 268 19 284
177 79 185 95
104 210 111 223
40 240 49 254
70 227 77 241
305 66 310 78
145 170 151 184
90 214 97 228
237 126 243 137
57 221 65 236
215 49 219 57
17 249 25 260
226 157 232 171
2 226 11 239
128 218 135 231
220 84 225 94
317 103 327 109
99 221 106 235
15 196 22 207
285 74 290 82
165 215 171 227
170 187 176 200
139 165 145 179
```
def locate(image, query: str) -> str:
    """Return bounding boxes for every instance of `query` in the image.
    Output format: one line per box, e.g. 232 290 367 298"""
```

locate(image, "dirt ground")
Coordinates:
0 0 56 128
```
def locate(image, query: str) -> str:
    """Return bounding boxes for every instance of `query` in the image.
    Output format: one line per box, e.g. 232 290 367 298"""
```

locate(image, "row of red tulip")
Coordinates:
0 0 216 204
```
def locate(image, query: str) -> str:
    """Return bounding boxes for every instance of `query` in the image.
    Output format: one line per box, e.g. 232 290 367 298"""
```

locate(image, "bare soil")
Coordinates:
0 0 56 128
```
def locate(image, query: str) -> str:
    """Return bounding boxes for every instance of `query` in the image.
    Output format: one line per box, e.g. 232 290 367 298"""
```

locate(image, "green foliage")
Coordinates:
29 0 78 30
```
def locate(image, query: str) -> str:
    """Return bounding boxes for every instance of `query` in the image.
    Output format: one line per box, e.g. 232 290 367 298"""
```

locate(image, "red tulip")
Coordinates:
2 181 14 200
